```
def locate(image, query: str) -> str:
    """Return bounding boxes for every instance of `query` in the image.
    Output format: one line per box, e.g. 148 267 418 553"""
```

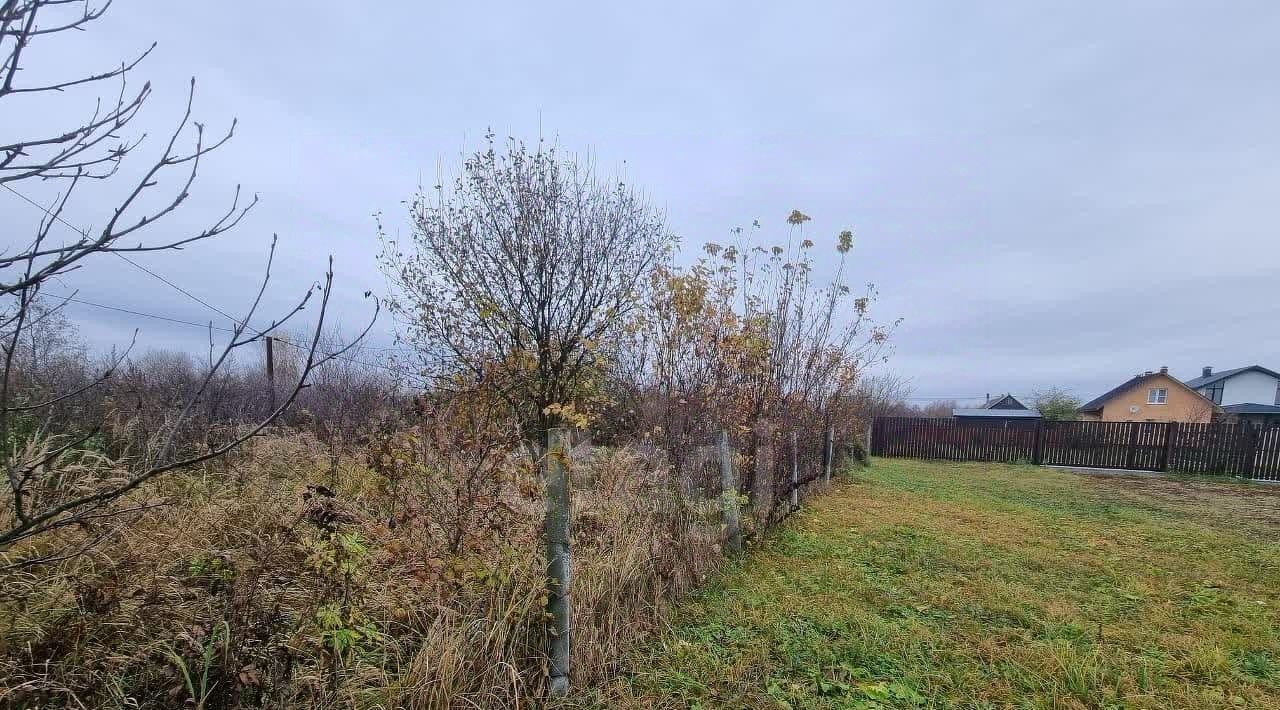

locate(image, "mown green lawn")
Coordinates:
611 458 1280 709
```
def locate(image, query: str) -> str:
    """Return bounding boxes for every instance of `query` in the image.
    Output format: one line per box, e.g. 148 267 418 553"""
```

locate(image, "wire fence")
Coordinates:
655 424 847 550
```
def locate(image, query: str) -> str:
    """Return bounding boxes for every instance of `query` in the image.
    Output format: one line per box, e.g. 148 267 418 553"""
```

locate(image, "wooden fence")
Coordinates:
870 417 1280 481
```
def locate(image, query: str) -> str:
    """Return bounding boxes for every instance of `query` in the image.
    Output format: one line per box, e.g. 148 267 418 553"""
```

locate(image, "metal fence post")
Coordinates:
823 427 835 483
790 431 800 510
718 430 743 555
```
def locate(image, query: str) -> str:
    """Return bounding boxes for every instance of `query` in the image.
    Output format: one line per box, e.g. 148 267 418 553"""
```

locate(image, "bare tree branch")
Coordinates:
0 0 373 558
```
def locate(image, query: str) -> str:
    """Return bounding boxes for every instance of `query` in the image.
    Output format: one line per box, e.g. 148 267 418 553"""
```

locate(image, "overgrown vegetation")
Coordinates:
0 0 375 558
0 435 724 707
0 3 892 707
616 458 1280 709
1 205 880 707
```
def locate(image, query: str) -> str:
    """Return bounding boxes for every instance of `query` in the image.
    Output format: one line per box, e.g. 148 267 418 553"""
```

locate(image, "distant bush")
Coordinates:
1033 387 1083 421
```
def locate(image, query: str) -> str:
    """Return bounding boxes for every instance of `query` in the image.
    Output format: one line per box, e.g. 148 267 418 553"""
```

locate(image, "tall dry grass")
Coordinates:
0 433 723 708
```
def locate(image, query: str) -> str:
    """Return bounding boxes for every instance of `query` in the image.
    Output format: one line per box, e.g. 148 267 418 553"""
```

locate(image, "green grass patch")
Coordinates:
609 459 1280 709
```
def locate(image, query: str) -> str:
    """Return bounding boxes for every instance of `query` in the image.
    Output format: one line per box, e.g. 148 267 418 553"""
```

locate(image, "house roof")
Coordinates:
1078 372 1215 414
952 408 1042 418
1223 403 1280 415
1183 365 1280 390
1079 373 1153 413
981 393 1027 410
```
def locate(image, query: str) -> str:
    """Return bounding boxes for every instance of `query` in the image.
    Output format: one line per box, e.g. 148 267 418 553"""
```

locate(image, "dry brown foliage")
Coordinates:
0 433 721 708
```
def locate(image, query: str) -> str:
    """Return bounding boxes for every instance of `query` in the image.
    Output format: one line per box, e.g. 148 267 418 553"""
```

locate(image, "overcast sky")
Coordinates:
5 1 1279 406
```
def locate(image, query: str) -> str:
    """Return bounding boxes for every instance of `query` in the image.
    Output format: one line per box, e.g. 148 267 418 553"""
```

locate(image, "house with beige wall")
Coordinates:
1077 367 1218 423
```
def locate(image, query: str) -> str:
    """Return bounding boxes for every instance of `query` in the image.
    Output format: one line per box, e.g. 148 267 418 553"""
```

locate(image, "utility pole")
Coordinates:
265 335 276 411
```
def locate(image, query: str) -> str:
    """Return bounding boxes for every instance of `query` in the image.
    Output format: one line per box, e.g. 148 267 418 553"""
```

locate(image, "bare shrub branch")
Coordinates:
0 0 374 556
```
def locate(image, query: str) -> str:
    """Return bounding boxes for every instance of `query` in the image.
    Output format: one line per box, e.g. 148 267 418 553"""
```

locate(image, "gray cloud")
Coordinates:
5 1 1278 406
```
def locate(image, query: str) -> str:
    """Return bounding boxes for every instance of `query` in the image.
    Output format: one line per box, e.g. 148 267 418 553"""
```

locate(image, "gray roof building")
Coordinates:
1183 365 1280 391
952 408 1042 419
1184 365 1280 427
980 393 1028 410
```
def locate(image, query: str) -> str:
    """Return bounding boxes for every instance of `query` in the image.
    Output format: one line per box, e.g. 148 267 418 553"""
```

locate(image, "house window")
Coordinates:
1148 388 1168 404
1205 383 1224 405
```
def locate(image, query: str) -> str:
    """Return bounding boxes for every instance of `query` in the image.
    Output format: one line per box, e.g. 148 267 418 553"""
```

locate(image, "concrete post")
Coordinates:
718 430 742 555
544 427 572 697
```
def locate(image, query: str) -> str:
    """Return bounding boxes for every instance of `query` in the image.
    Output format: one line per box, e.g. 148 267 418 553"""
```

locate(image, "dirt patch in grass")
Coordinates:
1077 472 1280 529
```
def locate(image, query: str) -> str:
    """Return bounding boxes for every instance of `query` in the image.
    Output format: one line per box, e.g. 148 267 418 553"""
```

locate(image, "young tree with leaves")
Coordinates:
379 135 671 696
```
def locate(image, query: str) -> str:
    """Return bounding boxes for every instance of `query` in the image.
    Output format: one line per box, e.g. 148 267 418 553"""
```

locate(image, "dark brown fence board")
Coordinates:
873 416 1280 480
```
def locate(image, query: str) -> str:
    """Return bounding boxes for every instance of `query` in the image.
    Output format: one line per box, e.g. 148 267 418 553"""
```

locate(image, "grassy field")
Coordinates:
609 458 1280 709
